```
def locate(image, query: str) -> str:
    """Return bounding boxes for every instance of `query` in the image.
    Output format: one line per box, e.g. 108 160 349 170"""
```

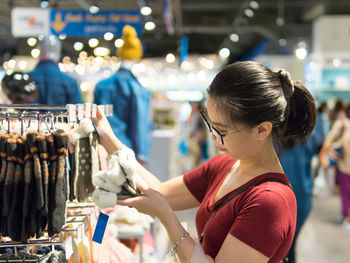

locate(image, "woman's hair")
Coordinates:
207 61 316 147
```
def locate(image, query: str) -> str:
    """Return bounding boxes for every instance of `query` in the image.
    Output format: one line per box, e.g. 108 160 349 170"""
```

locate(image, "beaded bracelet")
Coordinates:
170 232 190 257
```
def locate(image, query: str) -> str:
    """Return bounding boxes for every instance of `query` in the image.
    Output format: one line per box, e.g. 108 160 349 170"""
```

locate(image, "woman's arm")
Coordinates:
118 183 213 263
93 110 200 210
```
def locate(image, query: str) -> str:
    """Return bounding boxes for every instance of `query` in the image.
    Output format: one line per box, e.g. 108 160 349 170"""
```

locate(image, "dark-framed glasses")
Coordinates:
199 108 245 146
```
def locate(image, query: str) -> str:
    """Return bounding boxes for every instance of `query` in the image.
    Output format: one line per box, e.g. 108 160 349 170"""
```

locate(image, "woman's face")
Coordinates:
206 97 262 159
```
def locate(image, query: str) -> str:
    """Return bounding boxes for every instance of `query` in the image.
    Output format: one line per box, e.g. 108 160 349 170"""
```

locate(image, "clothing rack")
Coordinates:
0 103 113 123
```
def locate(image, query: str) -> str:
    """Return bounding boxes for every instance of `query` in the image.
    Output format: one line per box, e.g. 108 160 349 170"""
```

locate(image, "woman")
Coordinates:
93 61 316 263
320 104 350 230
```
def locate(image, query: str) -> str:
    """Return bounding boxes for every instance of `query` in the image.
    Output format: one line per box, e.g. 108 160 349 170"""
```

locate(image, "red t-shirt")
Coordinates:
183 154 296 262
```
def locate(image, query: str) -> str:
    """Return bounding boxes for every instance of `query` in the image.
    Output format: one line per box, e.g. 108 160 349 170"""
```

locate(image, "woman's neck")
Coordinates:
236 143 283 179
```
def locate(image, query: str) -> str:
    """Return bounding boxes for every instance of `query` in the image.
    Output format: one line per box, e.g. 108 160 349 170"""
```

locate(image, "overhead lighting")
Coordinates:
295 41 308 60
31 48 41 58
27 37 37 47
144 21 156 31
276 17 285 26
244 9 254 18
249 1 259 10
140 6 152 16
18 60 28 71
165 53 176 63
74 42 84 51
104 32 114 41
219 48 230 58
114 38 124 48
279 38 287 46
89 4 100 14
94 47 110 57
40 0 49 8
333 58 342 67
88 38 99 48
229 33 239 42
59 34 67 40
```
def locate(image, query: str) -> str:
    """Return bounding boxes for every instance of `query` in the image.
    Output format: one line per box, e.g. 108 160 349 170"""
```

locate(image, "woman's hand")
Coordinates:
319 145 340 168
117 181 173 221
92 110 123 154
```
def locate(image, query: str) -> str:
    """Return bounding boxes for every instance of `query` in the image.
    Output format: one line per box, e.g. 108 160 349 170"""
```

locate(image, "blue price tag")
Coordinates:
92 212 109 244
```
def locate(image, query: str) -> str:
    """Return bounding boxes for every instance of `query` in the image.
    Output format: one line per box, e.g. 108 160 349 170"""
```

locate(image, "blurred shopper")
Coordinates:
320 104 350 230
278 111 325 263
94 25 151 164
29 35 82 105
93 61 317 263
1 71 39 104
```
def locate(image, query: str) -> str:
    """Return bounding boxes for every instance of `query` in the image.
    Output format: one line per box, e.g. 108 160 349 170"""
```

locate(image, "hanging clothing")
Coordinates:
94 66 151 163
29 59 82 105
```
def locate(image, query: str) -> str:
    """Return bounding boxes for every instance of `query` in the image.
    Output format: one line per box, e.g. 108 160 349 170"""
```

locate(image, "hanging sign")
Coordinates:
11 8 143 37
50 9 143 37
11 7 50 37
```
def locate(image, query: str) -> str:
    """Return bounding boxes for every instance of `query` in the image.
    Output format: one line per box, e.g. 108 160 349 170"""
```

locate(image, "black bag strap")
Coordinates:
213 177 292 214
199 177 293 245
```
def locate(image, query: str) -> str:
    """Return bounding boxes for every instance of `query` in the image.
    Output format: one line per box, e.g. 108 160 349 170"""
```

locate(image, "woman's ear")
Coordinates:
256 121 273 141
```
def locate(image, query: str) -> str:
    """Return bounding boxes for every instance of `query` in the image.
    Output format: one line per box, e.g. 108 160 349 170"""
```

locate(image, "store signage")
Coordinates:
50 9 143 37
11 7 50 37
11 8 143 37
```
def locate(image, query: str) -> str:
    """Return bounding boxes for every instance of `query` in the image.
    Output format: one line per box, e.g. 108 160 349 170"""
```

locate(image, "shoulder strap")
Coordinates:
213 178 292 213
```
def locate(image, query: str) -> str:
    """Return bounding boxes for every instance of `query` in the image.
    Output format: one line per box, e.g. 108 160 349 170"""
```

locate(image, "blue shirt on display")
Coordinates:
30 59 82 105
94 66 151 162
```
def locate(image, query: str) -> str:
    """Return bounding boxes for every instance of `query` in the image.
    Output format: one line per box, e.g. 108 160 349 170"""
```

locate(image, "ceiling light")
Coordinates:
140 6 152 16
27 37 37 47
31 49 41 58
104 32 114 41
114 38 124 48
89 4 100 14
74 42 84 51
144 21 156 31
88 38 99 48
59 34 67 40
244 9 254 18
295 47 307 60
333 58 342 67
279 38 287 46
8 59 16 69
40 0 49 8
219 48 230 58
165 53 176 63
18 60 28 70
276 17 285 26
229 33 239 42
94 47 110 57
249 1 259 10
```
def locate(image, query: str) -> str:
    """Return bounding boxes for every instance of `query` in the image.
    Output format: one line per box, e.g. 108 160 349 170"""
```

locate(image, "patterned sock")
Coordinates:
37 135 49 232
26 131 44 210
21 137 33 242
51 131 68 234
0 134 9 235
2 136 17 237
46 135 57 237
8 137 25 241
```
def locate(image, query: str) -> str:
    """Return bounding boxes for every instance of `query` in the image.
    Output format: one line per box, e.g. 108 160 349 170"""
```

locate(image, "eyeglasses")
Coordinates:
200 108 245 146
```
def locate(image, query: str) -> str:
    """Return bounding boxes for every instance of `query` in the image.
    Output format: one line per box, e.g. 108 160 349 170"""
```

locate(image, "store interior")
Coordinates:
0 0 350 263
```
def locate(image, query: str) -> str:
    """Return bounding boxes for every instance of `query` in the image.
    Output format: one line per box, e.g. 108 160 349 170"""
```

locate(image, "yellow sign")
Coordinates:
51 12 66 32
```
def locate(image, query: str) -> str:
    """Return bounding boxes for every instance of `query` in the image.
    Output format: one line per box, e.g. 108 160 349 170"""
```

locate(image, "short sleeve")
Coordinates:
183 162 209 202
230 188 295 258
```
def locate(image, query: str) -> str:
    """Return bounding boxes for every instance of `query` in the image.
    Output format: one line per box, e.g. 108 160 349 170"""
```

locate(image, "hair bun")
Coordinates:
276 69 294 99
